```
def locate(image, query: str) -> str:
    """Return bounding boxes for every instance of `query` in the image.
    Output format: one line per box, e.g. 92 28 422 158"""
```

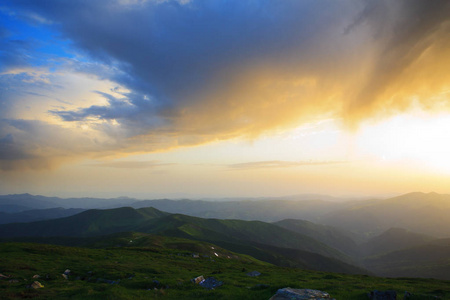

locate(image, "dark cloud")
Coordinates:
0 119 106 170
51 91 164 136
9 0 356 125
0 133 30 160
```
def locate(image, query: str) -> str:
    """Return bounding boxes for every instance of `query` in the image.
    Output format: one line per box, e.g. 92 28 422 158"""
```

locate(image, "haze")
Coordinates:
1 0 450 198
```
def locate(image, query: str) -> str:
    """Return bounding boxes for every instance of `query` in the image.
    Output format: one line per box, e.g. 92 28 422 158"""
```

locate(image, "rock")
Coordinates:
0 273 10 279
32 275 40 279
62 269 71 279
191 275 223 289
368 290 397 300
31 281 44 289
192 275 205 284
247 271 261 277
198 277 223 290
270 288 335 300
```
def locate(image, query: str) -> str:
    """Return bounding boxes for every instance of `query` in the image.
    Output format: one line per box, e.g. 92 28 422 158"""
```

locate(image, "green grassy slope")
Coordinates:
1 241 449 300
0 208 365 274
0 208 350 261
137 214 350 261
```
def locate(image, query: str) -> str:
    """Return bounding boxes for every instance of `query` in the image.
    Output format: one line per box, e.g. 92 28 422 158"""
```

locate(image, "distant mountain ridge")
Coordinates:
360 227 435 257
2 192 450 239
0 194 137 212
363 238 450 280
321 192 450 238
0 208 86 224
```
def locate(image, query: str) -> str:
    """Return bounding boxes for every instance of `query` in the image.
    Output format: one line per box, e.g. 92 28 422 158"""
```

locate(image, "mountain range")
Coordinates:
1 192 450 280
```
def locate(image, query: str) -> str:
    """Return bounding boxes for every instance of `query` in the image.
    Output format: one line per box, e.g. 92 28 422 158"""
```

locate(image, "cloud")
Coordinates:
228 160 346 170
89 160 174 169
1 0 449 170
0 118 115 171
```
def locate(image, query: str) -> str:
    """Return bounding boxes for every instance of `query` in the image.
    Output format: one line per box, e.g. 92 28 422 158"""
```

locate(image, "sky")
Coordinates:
0 0 450 199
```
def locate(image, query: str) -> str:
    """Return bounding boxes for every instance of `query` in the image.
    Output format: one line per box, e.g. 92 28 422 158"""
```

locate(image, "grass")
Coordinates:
1 239 449 299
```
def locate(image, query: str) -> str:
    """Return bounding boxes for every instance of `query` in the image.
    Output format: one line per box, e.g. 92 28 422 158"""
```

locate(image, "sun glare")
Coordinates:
356 111 450 173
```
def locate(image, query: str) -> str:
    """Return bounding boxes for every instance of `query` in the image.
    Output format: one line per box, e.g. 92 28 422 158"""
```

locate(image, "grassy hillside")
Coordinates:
137 214 350 261
4 205 450 279
0 208 364 275
0 208 349 261
1 241 449 300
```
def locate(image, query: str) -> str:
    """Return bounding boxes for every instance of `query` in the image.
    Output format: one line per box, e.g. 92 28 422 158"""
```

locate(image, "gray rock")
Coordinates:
270 288 335 300
198 277 223 290
247 270 261 277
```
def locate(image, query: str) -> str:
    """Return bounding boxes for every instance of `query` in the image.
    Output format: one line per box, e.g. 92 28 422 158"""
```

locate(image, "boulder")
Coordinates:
192 275 205 284
31 281 44 289
198 277 223 290
270 288 335 300
247 271 261 277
